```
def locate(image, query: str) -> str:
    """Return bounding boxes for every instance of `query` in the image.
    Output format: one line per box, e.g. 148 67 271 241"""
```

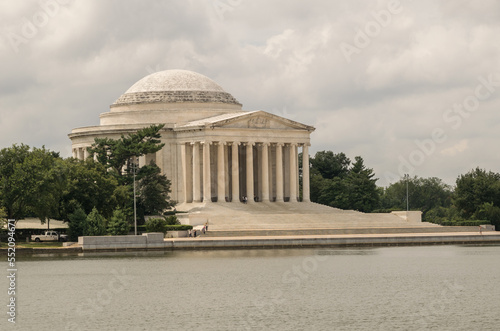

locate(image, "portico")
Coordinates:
178 140 310 203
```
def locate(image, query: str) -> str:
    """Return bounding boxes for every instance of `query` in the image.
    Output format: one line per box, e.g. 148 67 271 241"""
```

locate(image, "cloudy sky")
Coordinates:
1 0 499 187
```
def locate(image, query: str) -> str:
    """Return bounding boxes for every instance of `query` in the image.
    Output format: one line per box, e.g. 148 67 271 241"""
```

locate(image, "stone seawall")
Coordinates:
76 232 500 252
4 232 499 255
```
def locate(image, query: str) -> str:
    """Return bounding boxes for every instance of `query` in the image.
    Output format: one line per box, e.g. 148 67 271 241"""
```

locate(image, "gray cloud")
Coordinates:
1 0 499 186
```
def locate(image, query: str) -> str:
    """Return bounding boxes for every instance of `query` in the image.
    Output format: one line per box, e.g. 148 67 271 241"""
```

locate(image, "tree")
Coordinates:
88 124 165 182
0 144 60 222
380 176 452 219
107 209 130 235
341 157 379 212
68 207 87 241
309 151 380 212
88 125 174 222
85 207 106 236
59 159 119 220
137 164 175 216
0 207 7 231
473 202 500 228
310 151 350 180
454 168 500 218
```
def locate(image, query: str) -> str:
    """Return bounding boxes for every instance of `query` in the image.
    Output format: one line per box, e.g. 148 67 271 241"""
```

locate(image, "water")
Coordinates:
2 245 500 330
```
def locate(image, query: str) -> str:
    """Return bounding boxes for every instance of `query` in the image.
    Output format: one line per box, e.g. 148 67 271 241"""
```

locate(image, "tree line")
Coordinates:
305 151 500 228
0 125 174 235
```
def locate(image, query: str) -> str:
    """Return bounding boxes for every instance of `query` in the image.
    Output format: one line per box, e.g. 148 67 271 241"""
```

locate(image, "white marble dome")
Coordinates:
126 70 225 93
113 69 241 107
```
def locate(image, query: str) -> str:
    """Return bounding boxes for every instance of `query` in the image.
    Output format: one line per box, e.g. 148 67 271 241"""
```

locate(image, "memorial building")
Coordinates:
69 70 315 206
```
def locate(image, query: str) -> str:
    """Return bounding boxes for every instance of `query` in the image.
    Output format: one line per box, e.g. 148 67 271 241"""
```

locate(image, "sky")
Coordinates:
1 0 499 187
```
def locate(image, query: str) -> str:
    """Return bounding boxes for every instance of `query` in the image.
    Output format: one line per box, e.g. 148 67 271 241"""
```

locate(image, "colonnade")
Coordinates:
181 141 310 203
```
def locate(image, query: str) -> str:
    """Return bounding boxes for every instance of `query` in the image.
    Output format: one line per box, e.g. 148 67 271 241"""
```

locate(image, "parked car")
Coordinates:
30 231 68 242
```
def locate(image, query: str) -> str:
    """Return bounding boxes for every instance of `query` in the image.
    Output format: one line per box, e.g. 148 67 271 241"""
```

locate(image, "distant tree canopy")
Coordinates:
0 125 174 228
379 176 452 216
453 168 500 227
0 144 59 221
309 151 379 212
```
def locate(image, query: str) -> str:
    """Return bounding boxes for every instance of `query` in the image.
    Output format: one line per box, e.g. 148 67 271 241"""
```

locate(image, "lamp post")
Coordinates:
131 157 138 236
404 174 409 212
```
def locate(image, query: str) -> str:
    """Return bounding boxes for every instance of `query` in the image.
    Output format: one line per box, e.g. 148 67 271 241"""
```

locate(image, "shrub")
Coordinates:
107 209 130 235
165 215 180 225
441 220 491 226
68 207 87 241
85 207 107 236
165 225 193 231
473 202 500 228
145 218 168 234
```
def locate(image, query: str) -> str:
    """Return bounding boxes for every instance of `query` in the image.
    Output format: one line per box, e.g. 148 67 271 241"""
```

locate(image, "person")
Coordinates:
205 221 209 231
243 196 248 204
193 230 197 238
479 225 482 235
188 229 191 237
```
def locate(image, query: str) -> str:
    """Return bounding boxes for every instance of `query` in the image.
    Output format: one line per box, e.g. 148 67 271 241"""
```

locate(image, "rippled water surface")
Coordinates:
2 245 500 330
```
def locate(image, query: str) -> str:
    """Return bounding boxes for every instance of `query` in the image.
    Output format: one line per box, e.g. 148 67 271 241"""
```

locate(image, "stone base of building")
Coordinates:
175 201 433 231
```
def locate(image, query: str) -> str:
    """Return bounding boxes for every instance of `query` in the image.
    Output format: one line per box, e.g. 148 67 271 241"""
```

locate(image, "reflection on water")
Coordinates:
2 245 499 330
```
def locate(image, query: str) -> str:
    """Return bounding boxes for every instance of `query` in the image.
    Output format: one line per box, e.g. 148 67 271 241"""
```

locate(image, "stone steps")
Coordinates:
203 226 481 237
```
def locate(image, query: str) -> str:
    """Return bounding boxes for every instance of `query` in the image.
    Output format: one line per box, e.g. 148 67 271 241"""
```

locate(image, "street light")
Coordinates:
404 174 409 212
131 157 138 236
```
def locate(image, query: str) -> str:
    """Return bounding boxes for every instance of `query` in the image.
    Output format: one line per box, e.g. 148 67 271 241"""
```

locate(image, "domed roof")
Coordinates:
125 70 225 93
112 69 241 107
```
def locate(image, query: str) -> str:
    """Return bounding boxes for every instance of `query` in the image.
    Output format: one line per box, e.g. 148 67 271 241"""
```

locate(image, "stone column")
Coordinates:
246 142 254 203
192 142 201 202
289 143 297 202
217 142 226 202
295 144 300 199
261 143 270 202
231 142 239 202
275 143 284 202
302 144 310 202
180 143 188 203
83 147 89 160
202 141 211 203
139 155 146 168
156 147 164 173
72 148 77 159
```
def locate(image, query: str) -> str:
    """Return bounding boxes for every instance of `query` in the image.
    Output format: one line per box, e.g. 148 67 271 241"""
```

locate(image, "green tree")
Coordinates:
107 209 130 235
0 144 60 222
454 168 500 218
88 124 165 182
88 125 173 222
310 152 380 212
473 202 500 228
60 159 119 220
68 207 87 241
341 157 379 212
0 207 7 231
137 164 175 216
310 151 350 180
85 207 107 236
380 176 452 219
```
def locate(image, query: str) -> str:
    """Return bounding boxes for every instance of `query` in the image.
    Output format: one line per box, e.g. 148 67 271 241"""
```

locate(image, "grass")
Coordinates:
0 241 64 248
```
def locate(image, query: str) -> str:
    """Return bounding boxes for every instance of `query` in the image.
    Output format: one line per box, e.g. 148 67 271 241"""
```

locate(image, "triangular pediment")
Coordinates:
200 111 314 131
